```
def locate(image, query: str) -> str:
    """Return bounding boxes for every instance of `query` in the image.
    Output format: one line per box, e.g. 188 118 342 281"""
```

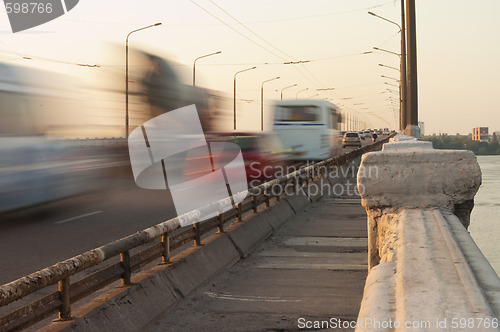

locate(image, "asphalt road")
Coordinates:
0 134 387 286
0 164 178 285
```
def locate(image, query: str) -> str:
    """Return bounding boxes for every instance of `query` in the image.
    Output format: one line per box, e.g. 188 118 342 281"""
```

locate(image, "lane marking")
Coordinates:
205 292 301 303
55 211 103 224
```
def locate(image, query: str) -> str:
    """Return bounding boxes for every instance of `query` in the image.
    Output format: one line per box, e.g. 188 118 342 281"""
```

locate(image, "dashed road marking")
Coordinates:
55 211 103 224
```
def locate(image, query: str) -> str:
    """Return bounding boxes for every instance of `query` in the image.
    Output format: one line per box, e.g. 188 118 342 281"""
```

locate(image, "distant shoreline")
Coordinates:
422 135 500 155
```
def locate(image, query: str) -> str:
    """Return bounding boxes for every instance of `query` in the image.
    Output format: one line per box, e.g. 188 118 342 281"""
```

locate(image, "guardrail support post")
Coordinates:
120 251 131 286
217 213 225 233
161 233 170 264
252 195 258 213
194 222 201 246
57 277 71 321
236 203 243 222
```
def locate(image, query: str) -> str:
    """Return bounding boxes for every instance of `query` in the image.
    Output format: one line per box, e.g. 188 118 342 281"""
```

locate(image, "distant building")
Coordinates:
472 127 488 141
418 121 425 136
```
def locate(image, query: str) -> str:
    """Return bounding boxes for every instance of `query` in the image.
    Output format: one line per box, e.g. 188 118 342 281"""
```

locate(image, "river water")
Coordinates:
469 155 500 276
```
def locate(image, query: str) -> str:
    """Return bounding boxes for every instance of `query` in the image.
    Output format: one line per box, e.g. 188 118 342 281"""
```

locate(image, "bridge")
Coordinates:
1 134 499 332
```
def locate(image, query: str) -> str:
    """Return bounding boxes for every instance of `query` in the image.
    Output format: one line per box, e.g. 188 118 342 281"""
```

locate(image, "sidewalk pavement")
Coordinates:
148 163 368 332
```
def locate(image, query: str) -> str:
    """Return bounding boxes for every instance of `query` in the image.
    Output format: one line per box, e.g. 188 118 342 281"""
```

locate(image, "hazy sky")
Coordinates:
1 0 498 135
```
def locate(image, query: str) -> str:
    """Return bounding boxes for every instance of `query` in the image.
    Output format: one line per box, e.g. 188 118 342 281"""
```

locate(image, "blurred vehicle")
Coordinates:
0 63 106 214
342 132 362 148
363 130 372 138
358 131 365 140
139 52 225 134
207 132 289 186
272 99 342 161
383 128 390 135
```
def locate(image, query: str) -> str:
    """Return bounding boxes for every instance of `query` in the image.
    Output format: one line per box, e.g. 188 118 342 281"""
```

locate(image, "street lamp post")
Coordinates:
296 88 308 99
381 75 400 82
379 63 400 71
280 84 297 100
374 47 405 132
126 22 161 138
369 8 407 133
405 0 418 137
373 46 400 57
233 66 256 130
193 51 222 86
384 82 399 88
261 77 280 131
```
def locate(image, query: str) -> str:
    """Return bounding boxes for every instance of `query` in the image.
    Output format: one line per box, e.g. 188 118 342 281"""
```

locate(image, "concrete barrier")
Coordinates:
228 213 274 257
356 135 500 331
41 181 322 331
161 235 240 297
261 200 295 230
46 269 181 332
284 189 310 213
305 178 330 202
42 234 240 332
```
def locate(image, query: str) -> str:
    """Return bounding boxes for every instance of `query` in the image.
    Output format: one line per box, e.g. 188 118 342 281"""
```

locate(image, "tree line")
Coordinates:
422 134 500 155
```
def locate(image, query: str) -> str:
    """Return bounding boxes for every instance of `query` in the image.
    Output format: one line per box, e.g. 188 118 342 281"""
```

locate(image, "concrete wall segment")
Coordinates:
358 149 481 211
356 136 499 331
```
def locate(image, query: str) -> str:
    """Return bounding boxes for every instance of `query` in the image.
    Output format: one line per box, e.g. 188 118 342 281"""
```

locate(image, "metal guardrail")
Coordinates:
0 136 393 331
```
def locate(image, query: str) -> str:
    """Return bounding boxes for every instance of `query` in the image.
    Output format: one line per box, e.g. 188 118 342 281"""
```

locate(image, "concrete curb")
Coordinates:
305 178 330 202
262 200 295 230
284 189 310 213
228 213 274 258
162 235 240 297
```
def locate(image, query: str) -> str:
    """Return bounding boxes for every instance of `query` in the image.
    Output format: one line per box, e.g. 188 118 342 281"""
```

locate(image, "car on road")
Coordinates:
383 128 390 135
342 131 362 148
363 130 372 138
358 131 365 140
208 132 289 186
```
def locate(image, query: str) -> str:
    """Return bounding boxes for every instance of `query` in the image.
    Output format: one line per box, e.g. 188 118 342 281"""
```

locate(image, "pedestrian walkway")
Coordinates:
149 165 368 332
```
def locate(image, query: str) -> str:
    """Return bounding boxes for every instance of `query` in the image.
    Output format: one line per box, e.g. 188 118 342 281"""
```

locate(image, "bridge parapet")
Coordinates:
356 135 500 331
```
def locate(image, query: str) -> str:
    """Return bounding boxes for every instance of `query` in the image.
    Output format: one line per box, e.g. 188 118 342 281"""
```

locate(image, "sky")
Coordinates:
0 0 499 136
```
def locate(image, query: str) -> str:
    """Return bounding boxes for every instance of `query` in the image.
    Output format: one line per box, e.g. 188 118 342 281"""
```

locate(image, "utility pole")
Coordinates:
400 0 407 133
405 0 419 138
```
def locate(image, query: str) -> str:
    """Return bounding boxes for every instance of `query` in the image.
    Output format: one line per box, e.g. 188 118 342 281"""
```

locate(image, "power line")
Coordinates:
162 1 394 27
190 0 327 92
0 48 100 67
209 0 295 60
190 0 284 60
194 50 373 67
